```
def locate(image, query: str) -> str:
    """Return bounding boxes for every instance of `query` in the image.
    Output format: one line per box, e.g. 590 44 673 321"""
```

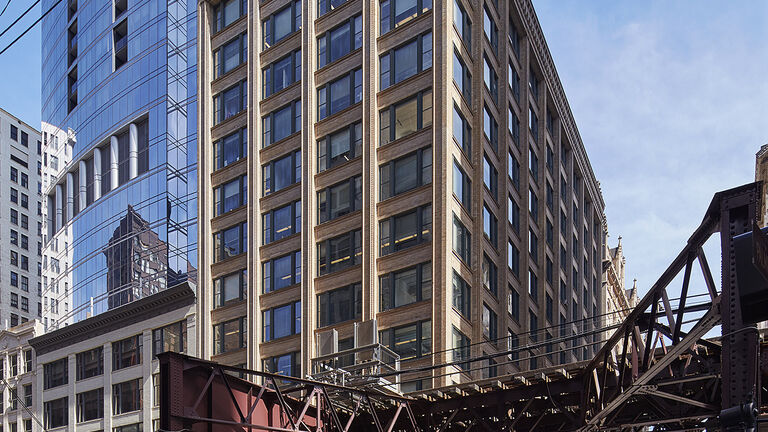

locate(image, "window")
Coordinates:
453 0 471 49
482 6 498 53
318 0 349 16
10 354 18 375
263 301 301 341
10 125 18 140
317 68 362 120
482 304 498 341
508 241 520 276
546 181 554 211
379 146 432 200
529 228 538 257
263 251 301 293
508 151 520 189
263 49 301 97
380 32 432 89
213 270 247 308
213 0 246 32
529 106 538 141
546 293 554 323
263 150 301 195
153 320 187 355
483 105 499 151
76 347 103 380
214 128 247 170
508 195 520 233
317 283 362 327
560 244 567 271
44 359 68 389
317 15 362 68
380 0 431 34
213 317 247 354
529 188 538 220
509 64 520 101
529 147 539 182
262 100 301 147
528 268 538 302
483 56 498 103
77 388 104 422
24 350 32 373
452 50 471 101
213 80 247 125
114 424 143 432
546 256 554 284
10 208 17 224
10 166 17 183
379 89 432 146
213 33 247 79
380 262 431 310
483 155 498 198
546 144 555 173
112 335 142 370
529 67 539 100
452 271 470 318
380 320 431 360
10 271 17 287
213 222 248 262
453 159 471 208
44 397 68 429
452 215 471 264
508 106 520 145
23 384 31 408
263 201 301 243
508 286 520 320
317 230 361 275
213 175 247 216
379 204 432 255
483 254 498 296
318 176 361 223
318 122 362 172
263 352 301 377
452 327 470 370
11 187 18 203
262 0 301 49
452 105 471 154
482 205 497 246
113 379 142 414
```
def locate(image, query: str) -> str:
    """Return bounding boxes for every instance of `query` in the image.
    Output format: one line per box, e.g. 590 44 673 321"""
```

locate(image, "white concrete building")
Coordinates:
0 320 43 432
0 108 43 329
29 283 196 432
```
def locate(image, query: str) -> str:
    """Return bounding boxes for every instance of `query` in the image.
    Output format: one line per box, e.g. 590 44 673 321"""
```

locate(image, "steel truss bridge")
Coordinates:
160 182 767 432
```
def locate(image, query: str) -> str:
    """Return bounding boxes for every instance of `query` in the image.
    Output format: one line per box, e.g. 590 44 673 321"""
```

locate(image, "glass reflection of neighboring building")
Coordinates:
40 0 197 329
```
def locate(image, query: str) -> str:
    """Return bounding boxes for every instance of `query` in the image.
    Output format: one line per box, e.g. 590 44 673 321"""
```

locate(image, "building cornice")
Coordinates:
515 0 605 212
30 283 196 356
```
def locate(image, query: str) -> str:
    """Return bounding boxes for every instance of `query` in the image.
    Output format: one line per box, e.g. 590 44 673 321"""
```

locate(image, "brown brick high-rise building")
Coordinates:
196 0 607 390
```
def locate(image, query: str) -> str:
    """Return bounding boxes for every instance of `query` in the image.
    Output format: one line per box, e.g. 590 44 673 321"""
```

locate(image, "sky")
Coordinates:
0 0 765 300
534 0 768 299
0 0 41 126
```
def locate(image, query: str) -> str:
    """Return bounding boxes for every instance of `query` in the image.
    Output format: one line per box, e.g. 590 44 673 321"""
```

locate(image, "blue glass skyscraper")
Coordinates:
40 0 197 328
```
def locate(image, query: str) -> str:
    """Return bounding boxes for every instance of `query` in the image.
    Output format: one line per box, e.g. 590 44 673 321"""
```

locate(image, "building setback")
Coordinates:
39 0 198 330
0 109 43 329
197 0 607 389
29 283 196 432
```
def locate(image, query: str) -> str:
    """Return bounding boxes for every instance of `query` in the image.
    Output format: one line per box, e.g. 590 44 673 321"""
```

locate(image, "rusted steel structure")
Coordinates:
160 182 766 431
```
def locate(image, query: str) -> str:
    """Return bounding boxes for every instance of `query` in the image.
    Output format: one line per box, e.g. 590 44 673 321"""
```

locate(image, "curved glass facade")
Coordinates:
41 0 197 328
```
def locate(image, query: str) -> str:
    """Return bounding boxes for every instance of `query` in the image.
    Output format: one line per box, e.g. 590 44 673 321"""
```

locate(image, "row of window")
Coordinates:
0 350 33 378
44 322 186 390
45 379 142 428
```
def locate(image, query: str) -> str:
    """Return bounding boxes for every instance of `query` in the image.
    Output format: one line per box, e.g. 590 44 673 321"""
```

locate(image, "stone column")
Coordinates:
110 136 119 189
78 160 87 209
55 183 63 230
66 172 74 220
93 147 102 201
129 123 138 179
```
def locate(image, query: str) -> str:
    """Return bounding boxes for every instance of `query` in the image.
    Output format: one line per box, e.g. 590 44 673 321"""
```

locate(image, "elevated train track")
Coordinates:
160 182 767 431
